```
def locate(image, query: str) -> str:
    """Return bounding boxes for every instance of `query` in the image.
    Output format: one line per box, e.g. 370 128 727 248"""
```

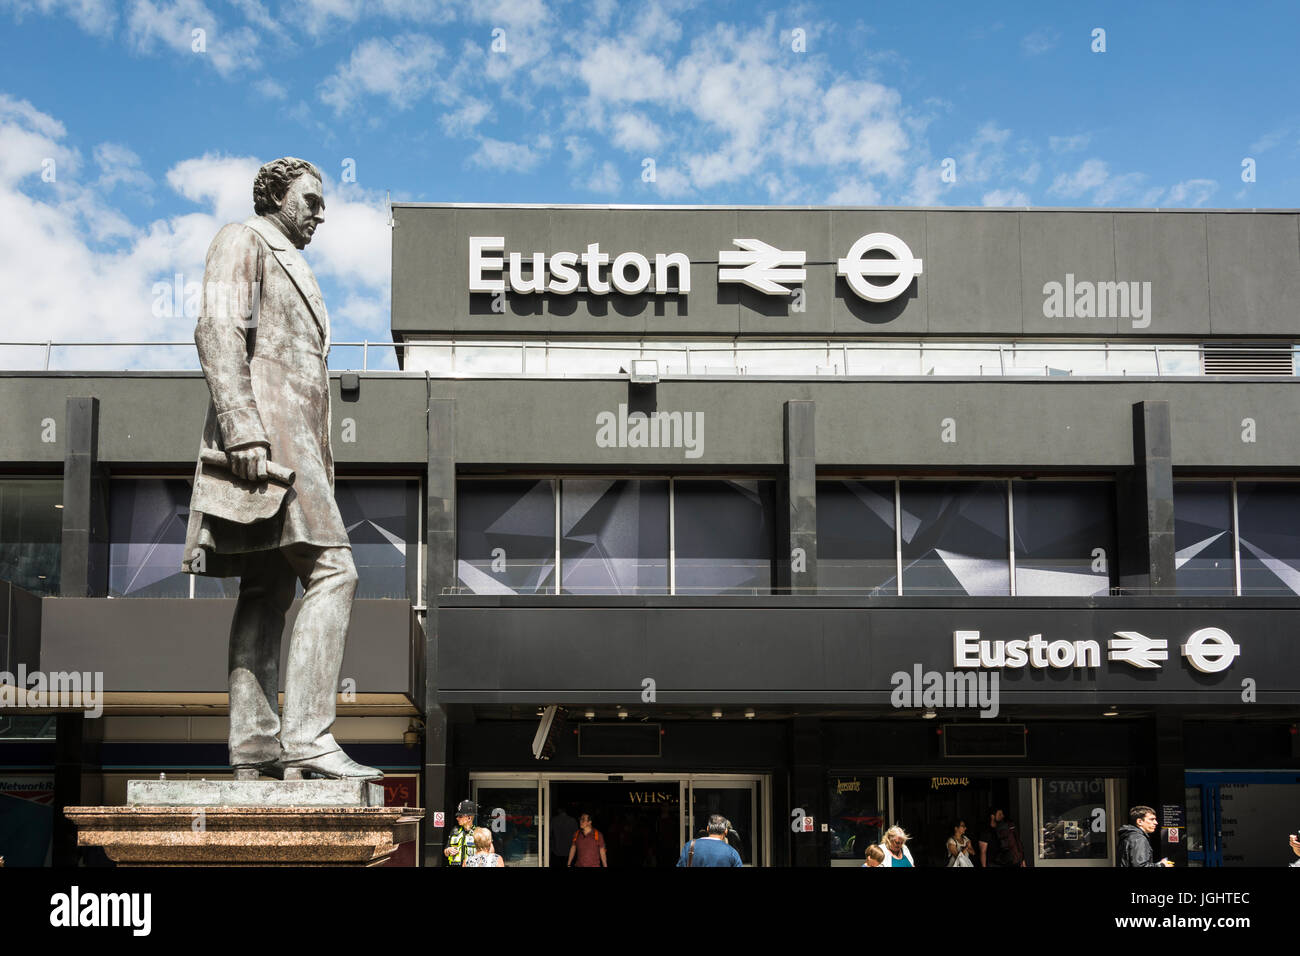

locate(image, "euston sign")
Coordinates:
467 233 923 302
953 627 1242 674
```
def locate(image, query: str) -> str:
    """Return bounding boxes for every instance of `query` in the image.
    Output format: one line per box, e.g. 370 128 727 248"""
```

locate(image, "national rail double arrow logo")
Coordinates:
717 238 807 294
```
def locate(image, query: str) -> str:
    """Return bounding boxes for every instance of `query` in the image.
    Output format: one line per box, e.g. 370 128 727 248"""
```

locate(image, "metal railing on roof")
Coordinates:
0 340 1296 378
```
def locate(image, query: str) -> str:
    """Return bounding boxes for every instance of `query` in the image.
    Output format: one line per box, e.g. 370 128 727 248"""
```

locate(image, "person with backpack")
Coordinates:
677 814 743 867
567 812 608 868
978 807 1026 868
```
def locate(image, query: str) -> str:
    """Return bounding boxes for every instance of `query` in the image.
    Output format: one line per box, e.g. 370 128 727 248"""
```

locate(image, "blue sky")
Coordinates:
1 0 1297 364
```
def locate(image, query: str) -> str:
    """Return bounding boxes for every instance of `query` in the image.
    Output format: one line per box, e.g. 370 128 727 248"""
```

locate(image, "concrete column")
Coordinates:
422 398 455 866
777 401 817 594
790 716 826 866
1153 711 1188 867
1117 401 1175 595
59 397 108 597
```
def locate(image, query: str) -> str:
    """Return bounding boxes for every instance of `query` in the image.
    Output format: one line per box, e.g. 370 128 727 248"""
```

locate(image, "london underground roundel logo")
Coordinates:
1181 627 1241 673
836 232 924 303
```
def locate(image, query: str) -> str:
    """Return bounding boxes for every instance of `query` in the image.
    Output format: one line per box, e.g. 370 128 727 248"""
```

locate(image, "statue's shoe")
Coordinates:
232 759 285 781
280 750 382 781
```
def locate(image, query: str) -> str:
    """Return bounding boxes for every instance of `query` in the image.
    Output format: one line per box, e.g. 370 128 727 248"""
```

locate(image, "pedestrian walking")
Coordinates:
463 828 505 867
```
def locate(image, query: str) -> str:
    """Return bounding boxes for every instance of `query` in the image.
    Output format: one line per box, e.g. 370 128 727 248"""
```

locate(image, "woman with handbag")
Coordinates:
947 819 974 868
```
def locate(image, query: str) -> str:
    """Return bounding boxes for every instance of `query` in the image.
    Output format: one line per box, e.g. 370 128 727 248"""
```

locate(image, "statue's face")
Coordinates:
274 174 325 248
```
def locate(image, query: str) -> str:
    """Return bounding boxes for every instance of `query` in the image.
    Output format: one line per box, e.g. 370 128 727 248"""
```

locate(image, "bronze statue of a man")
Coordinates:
182 156 379 781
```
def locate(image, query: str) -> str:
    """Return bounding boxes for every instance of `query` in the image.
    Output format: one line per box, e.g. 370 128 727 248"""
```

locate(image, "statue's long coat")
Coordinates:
182 215 349 577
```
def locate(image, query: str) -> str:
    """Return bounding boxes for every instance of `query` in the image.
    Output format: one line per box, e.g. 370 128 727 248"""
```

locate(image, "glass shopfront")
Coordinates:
1032 777 1116 866
828 774 1119 867
470 772 769 867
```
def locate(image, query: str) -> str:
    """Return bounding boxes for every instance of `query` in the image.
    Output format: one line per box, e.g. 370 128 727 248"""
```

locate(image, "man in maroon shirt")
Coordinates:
566 813 608 868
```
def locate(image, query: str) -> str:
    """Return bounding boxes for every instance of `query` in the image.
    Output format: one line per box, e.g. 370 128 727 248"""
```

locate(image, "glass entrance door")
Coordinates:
470 778 542 867
687 778 761 866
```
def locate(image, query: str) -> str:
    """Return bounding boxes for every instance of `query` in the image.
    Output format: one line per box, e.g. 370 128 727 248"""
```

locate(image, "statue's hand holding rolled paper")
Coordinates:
193 447 296 524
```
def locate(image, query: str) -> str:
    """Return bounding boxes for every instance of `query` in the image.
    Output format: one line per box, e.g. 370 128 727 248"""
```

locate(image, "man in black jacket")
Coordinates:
1117 806 1172 867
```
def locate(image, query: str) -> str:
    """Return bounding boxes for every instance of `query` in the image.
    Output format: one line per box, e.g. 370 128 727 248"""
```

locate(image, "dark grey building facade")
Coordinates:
3 205 1300 867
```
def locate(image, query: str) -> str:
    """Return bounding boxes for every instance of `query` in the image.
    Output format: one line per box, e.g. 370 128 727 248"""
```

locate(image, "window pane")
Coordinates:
561 479 667 595
1038 778 1109 861
474 786 540 867
828 776 885 861
1237 481 1300 596
922 345 1003 376
336 480 419 599
457 480 555 594
817 480 897 594
0 479 62 596
674 480 774 595
1174 482 1235 595
1013 481 1115 596
109 479 194 598
900 481 1009 596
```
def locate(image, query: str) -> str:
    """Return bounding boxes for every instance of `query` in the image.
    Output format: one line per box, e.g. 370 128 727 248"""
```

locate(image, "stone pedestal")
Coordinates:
65 779 423 866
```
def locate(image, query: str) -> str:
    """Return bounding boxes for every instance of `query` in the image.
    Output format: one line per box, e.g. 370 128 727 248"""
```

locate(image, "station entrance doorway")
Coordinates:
891 775 1012 867
470 773 769 867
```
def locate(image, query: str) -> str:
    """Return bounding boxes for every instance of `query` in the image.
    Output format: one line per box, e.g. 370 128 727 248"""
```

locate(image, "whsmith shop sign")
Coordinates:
434 601 1300 708
390 205 1300 339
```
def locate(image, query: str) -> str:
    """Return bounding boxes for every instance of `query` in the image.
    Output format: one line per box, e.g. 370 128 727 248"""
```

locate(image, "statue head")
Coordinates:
253 157 324 249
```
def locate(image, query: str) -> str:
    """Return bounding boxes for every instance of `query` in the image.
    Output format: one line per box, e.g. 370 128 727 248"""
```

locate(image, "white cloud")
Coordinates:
647 165 691 197
125 0 262 77
319 34 443 114
0 0 116 35
582 160 620 193
983 188 1029 207
0 100 390 371
1049 134 1090 153
826 177 882 205
1162 179 1219 207
564 135 592 167
611 112 663 152
1021 29 1058 55
94 142 152 193
468 136 546 172
1049 158 1110 198
286 0 458 36
255 77 287 100
1248 127 1289 153
440 97 492 136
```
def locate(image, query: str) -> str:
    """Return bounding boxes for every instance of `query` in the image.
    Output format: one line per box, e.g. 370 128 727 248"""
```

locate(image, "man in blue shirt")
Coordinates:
677 814 744 867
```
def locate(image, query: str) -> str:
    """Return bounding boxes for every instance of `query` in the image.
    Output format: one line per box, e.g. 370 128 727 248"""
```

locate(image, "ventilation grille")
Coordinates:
1202 345 1295 376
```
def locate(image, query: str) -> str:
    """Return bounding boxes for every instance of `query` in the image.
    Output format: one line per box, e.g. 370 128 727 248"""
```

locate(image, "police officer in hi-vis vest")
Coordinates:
444 800 478 866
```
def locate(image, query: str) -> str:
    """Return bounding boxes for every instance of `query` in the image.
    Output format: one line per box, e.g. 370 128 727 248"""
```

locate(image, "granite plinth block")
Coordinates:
64 805 423 867
127 779 384 808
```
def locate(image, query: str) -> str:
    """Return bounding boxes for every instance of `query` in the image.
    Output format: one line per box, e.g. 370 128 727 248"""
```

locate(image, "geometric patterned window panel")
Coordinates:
109 478 416 599
673 479 775 595
109 478 197 598
1013 481 1115 596
0 478 63 596
335 480 420 599
560 479 668 595
816 480 897 595
457 479 557 594
900 480 1010 596
1236 481 1300 596
1173 482 1237 596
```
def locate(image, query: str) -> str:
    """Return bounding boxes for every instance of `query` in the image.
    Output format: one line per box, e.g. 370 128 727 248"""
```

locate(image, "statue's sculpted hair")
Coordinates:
253 157 322 215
